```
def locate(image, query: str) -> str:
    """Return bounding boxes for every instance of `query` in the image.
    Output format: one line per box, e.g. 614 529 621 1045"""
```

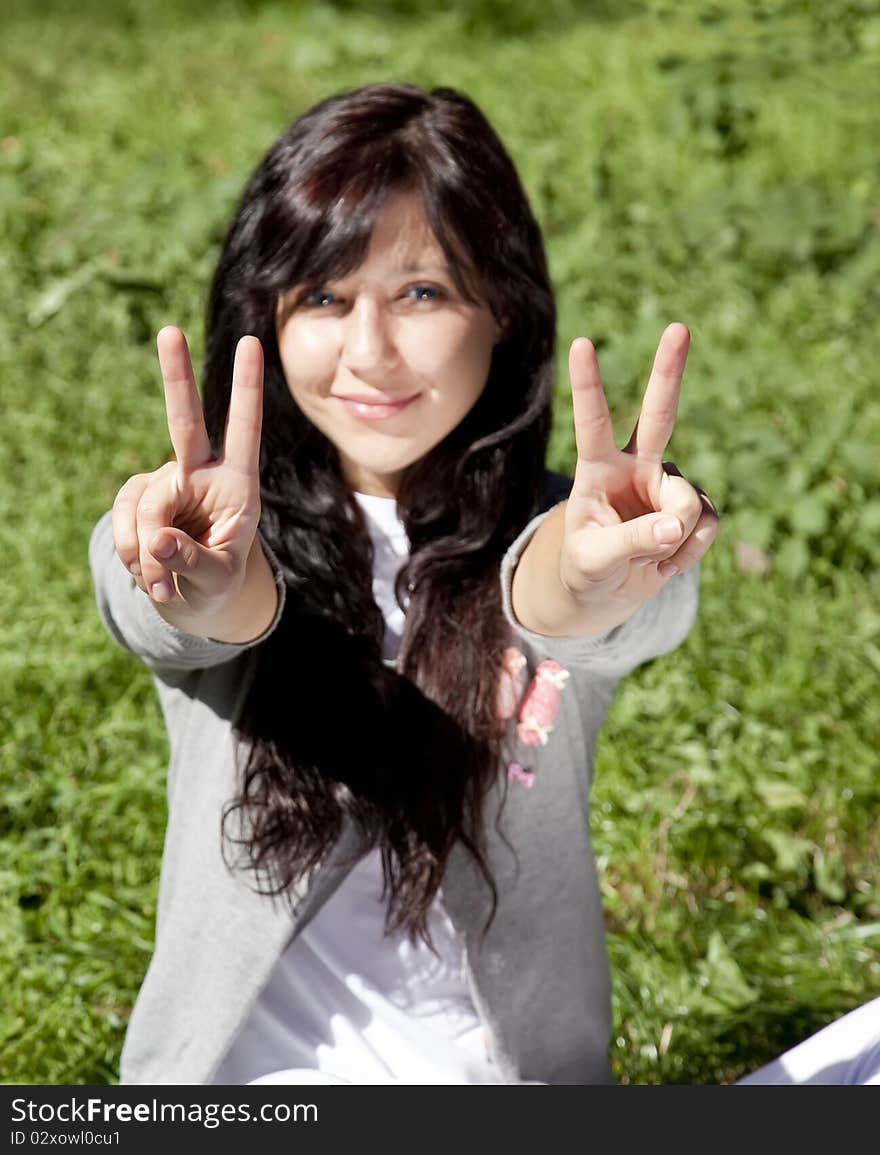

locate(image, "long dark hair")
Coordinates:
202 83 556 945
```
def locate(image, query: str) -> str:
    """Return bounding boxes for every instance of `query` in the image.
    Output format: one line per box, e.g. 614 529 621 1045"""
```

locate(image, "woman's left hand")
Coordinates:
559 323 719 615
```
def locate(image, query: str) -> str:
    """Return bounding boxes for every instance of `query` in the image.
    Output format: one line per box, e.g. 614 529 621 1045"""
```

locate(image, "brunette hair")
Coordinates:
202 83 556 945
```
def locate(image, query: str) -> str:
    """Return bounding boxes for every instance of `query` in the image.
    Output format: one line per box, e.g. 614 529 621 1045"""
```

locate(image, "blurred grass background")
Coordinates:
1 0 878 1084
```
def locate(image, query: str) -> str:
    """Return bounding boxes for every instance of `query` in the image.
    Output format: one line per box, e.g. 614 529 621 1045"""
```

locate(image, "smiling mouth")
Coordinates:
336 394 419 421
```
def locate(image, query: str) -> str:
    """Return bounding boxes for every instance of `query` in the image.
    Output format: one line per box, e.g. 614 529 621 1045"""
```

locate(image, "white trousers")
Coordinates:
737 995 880 1085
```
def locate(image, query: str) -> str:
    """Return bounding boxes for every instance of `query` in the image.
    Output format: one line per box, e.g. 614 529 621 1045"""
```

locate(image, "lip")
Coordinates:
336 393 419 421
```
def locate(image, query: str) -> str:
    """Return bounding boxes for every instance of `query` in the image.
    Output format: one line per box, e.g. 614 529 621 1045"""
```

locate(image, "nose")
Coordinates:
340 297 397 380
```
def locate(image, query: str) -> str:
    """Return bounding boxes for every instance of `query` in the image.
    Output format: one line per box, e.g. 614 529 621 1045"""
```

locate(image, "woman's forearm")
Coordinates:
153 536 280 644
510 504 637 639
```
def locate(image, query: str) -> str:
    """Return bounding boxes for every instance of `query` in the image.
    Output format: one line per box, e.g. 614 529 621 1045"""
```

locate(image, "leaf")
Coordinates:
864 643 880 676
734 509 775 549
839 440 876 478
784 464 811 497
27 263 100 328
790 492 830 537
754 779 807 810
826 921 880 942
857 500 880 535
774 536 811 581
699 931 758 1011
761 828 814 874
813 849 846 903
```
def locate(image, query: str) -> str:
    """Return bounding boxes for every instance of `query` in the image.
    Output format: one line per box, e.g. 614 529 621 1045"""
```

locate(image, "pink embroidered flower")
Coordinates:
507 762 535 789
516 659 570 748
496 646 528 724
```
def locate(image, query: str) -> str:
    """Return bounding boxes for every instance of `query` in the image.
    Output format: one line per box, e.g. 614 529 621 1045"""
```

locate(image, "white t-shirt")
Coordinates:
211 492 502 1086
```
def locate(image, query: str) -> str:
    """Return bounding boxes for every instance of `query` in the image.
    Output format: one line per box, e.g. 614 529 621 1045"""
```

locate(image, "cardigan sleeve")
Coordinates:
88 508 287 675
499 506 700 677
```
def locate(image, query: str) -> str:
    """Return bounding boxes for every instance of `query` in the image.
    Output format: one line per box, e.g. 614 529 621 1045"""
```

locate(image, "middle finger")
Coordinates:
624 323 690 463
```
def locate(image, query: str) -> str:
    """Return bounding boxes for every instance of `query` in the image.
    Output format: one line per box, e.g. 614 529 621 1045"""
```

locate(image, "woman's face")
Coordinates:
276 191 502 498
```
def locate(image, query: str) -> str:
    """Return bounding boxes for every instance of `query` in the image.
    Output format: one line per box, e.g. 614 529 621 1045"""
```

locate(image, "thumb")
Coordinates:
583 512 684 578
148 527 239 596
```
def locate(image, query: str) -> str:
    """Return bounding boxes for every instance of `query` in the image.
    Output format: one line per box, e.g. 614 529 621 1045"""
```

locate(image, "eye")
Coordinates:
300 288 338 309
405 284 442 303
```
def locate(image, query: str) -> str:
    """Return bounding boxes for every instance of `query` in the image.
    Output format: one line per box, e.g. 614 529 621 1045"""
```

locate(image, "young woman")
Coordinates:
90 82 719 1085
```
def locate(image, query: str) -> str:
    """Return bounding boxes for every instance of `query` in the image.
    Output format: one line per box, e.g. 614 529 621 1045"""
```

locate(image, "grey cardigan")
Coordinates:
89 493 699 1086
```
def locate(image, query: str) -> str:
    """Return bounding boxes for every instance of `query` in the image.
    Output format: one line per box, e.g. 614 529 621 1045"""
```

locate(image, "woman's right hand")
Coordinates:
112 326 265 624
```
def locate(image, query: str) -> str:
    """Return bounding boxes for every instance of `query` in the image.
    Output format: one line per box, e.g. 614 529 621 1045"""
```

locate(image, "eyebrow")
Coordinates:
394 263 450 275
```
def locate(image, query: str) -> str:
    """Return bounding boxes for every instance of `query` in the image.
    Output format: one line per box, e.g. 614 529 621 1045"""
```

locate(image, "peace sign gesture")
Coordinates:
111 327 270 631
558 323 719 615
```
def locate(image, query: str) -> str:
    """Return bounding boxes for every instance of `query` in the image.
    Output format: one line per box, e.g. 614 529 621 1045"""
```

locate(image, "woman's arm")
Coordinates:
149 531 279 644
511 327 719 644
89 509 286 673
512 501 639 638
501 506 700 677
91 328 286 671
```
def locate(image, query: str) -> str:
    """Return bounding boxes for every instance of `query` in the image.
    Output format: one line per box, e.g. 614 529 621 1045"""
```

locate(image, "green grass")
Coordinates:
1 0 878 1084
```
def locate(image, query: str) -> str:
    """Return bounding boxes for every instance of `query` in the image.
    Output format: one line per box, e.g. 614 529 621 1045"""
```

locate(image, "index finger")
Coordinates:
624 323 690 462
222 335 264 476
157 326 213 469
568 337 618 463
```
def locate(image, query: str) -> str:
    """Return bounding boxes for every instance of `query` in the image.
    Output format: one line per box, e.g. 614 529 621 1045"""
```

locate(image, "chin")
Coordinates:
347 447 426 478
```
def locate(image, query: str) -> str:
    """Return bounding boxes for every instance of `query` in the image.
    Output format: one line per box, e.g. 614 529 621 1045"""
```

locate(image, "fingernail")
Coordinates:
634 557 655 567
153 536 177 560
129 561 141 576
658 561 680 577
150 579 174 602
653 517 683 545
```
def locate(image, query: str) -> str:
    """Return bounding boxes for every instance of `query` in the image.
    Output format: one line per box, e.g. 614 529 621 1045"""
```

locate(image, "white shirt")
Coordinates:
212 493 501 1086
